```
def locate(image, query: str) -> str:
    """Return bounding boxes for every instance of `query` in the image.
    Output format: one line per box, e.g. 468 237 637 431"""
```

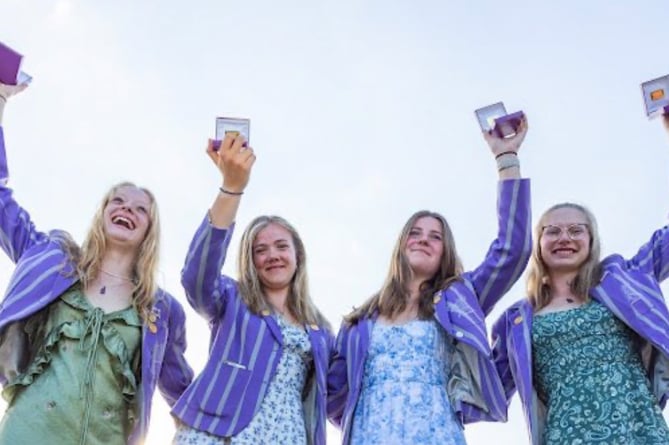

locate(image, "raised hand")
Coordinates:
206 134 256 194
482 116 529 158
0 82 28 102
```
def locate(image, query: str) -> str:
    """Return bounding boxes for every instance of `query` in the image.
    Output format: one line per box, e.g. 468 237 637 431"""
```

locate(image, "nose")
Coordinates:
555 229 571 242
267 247 280 261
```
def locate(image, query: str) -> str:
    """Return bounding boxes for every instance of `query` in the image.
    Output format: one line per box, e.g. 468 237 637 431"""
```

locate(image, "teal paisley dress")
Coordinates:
532 299 669 445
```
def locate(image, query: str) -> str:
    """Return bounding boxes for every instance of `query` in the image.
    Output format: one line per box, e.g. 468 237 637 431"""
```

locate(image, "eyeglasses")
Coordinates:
541 223 589 241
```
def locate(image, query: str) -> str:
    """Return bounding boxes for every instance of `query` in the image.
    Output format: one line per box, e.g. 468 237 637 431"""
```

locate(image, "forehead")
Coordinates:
543 207 587 225
254 223 293 244
112 186 151 205
412 216 443 232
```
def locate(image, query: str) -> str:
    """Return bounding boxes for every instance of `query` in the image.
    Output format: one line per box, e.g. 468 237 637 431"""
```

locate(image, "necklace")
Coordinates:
98 269 134 295
100 269 133 281
566 298 574 303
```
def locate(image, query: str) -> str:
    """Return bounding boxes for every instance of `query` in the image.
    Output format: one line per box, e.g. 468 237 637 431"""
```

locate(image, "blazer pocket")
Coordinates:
198 361 253 416
630 296 653 316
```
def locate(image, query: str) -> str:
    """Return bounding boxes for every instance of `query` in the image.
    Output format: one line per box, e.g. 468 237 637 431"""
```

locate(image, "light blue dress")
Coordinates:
350 319 466 445
173 314 313 445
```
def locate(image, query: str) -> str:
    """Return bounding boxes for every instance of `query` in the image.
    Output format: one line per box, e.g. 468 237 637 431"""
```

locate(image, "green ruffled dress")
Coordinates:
532 299 669 445
0 286 142 445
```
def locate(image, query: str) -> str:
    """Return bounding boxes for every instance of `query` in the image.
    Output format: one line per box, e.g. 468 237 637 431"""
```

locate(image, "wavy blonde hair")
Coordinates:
346 210 463 324
527 202 602 311
60 182 160 322
237 215 328 328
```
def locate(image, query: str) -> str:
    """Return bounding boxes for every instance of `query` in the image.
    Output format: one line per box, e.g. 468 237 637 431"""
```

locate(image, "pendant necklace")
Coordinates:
98 269 134 295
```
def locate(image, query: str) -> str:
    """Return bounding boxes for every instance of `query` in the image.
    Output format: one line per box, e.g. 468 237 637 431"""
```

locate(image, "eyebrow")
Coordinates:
253 239 290 247
411 227 443 235
113 193 151 206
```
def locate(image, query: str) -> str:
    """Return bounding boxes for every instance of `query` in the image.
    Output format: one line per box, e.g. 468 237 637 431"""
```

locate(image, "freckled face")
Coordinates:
252 223 298 293
103 186 151 249
539 207 591 273
404 216 444 279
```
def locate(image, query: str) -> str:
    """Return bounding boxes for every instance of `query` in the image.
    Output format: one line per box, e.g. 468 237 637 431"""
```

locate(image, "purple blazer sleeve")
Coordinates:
326 322 350 427
180 214 237 323
625 226 669 282
157 292 194 406
467 179 532 315
0 126 48 263
491 310 517 404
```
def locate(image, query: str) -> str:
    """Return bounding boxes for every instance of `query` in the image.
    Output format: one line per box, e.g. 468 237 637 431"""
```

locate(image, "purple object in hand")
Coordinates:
0 41 23 86
211 139 248 152
493 111 525 138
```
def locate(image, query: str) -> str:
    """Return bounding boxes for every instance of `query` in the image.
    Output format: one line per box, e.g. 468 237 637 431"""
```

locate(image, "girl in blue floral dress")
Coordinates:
351 320 465 445
328 119 532 444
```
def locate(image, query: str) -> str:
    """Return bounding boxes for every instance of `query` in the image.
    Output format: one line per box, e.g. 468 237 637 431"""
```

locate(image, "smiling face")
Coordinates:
102 185 152 250
404 216 445 281
539 206 591 274
252 223 298 295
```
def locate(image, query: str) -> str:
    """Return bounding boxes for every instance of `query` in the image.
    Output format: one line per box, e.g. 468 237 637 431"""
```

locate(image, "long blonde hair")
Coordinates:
61 182 160 322
237 215 327 327
527 202 602 311
346 210 463 324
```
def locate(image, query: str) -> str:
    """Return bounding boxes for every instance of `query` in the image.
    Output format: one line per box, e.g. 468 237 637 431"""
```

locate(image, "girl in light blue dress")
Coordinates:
328 118 532 445
351 319 465 445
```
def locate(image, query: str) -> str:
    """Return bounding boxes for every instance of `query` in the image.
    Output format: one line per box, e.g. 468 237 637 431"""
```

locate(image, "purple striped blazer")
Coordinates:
0 127 194 444
492 226 669 445
172 217 334 445
327 179 532 444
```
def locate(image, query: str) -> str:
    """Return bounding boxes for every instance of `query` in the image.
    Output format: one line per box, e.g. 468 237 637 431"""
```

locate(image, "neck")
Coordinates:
546 270 579 299
265 288 290 313
402 280 423 314
98 249 136 281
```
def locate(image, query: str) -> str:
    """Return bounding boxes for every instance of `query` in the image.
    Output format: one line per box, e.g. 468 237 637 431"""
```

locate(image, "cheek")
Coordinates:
252 253 264 268
285 251 298 268
405 238 418 248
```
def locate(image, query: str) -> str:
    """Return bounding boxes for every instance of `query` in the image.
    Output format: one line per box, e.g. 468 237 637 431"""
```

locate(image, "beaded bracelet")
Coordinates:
496 153 520 171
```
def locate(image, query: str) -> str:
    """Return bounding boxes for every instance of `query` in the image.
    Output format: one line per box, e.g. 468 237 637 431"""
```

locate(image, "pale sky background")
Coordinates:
1 1 669 444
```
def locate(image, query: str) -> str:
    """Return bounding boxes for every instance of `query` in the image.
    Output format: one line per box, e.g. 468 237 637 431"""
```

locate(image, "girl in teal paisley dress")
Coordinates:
492 181 669 445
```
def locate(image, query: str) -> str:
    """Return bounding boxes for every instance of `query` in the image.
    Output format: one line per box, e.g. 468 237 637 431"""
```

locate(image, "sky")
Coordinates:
1 1 669 443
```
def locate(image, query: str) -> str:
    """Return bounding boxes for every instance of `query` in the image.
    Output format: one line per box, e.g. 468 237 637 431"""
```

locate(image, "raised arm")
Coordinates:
624 115 669 281
468 118 532 314
0 83 48 263
181 135 256 322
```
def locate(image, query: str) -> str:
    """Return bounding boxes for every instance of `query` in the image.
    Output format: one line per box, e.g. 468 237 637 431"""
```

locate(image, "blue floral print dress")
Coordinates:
173 314 313 445
350 319 466 445
532 299 669 445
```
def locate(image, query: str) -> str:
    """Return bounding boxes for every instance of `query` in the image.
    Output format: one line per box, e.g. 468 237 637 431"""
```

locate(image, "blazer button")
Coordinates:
513 316 523 325
454 331 464 338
